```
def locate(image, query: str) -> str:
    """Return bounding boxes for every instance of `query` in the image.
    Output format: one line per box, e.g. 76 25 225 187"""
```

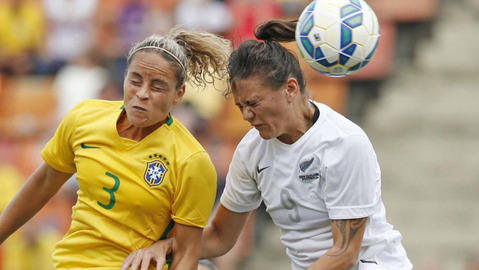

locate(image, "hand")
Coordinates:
121 238 173 270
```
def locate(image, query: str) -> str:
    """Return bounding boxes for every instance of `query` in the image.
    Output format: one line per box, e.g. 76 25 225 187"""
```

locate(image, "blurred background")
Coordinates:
0 0 478 269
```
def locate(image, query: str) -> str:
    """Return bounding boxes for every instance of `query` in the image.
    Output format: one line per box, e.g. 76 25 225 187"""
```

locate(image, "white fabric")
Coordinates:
43 0 98 60
53 63 109 118
220 101 412 270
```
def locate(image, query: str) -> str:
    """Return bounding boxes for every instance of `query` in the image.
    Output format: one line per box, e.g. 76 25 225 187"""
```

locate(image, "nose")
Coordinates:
242 106 254 121
136 85 149 100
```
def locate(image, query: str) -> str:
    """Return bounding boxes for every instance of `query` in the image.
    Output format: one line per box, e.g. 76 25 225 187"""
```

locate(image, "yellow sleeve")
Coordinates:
0 165 22 212
171 151 217 228
41 102 84 173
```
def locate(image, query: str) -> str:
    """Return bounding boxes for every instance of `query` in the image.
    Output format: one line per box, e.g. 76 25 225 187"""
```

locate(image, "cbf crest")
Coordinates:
144 160 168 187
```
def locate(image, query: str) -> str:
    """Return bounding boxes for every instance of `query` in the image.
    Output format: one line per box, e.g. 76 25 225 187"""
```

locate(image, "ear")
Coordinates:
173 84 186 105
284 77 300 103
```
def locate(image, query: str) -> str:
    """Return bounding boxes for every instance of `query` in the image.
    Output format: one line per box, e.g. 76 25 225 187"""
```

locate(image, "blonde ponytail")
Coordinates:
127 28 232 90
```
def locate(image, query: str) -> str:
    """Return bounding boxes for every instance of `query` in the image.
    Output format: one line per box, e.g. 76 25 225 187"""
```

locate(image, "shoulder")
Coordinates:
228 128 267 175
235 128 264 155
67 99 123 117
74 99 123 111
57 99 122 134
166 115 210 158
313 101 368 139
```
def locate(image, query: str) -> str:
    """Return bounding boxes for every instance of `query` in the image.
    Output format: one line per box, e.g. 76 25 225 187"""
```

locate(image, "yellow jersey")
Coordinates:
41 100 217 269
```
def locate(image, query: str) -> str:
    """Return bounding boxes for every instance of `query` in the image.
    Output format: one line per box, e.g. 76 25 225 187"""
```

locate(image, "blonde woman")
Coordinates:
0 28 231 270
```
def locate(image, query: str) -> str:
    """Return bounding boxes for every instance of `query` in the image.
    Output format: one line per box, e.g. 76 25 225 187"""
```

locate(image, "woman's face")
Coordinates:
232 75 293 140
123 52 184 128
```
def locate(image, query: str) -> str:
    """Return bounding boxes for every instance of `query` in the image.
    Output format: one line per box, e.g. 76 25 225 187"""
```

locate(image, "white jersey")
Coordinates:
220 101 412 270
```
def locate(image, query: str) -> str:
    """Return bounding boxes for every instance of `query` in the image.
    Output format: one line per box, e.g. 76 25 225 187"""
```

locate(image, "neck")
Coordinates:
116 110 167 141
277 99 316 144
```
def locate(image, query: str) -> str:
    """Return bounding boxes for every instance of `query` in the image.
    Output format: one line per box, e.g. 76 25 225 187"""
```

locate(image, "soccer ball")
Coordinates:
295 0 380 77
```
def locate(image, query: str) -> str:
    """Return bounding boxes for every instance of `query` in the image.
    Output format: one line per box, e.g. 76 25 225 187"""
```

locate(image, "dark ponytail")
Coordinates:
254 19 298 43
226 19 306 97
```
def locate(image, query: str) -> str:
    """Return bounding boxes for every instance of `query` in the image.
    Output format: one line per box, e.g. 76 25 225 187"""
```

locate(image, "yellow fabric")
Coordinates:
0 165 59 270
41 100 217 269
0 1 45 56
0 165 22 212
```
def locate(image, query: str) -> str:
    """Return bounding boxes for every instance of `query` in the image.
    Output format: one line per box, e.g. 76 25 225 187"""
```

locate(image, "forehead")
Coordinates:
127 52 178 81
232 76 276 102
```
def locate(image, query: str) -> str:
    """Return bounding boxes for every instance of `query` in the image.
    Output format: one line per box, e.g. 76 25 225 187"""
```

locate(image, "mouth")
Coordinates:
132 105 147 112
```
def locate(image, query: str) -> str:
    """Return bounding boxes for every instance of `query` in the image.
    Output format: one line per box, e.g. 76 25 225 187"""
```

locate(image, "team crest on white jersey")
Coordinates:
298 156 320 181
144 160 168 187
299 157 314 172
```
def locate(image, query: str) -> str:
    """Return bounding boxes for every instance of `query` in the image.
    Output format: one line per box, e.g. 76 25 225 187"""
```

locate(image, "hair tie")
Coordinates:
131 46 186 71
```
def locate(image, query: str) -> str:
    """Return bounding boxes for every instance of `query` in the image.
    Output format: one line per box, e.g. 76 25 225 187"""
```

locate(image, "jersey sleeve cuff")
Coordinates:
41 151 76 174
220 197 260 213
328 201 380 220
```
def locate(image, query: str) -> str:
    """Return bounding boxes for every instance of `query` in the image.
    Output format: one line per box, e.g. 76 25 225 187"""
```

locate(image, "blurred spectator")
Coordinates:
142 0 181 35
226 0 283 47
38 0 99 75
98 81 123 101
175 0 233 35
90 0 128 88
52 52 109 120
0 165 22 219
116 0 148 53
0 164 77 270
0 0 45 75
0 164 22 270
277 0 308 19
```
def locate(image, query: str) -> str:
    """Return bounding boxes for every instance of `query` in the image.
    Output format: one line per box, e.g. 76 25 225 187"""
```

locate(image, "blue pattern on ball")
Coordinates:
341 4 360 18
314 47 325 60
340 24 352 48
295 0 380 76
307 0 316 11
349 0 362 8
339 54 351 65
300 37 314 58
299 14 314 36
348 62 362 71
343 44 357 56
344 13 363 28
317 58 338 68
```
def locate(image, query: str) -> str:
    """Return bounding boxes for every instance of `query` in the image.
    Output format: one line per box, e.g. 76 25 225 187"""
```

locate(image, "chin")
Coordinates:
258 131 275 140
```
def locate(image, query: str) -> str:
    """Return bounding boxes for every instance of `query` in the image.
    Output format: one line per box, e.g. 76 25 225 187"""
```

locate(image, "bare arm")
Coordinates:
121 204 251 269
200 204 251 259
169 223 203 269
307 218 367 270
121 223 203 270
0 162 73 244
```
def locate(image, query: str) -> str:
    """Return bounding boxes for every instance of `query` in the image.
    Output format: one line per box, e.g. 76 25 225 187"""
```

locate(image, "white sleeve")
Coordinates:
220 143 262 213
323 134 381 219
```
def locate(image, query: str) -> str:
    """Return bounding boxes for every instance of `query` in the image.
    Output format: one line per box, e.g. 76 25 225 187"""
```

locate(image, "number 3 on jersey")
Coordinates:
97 172 120 210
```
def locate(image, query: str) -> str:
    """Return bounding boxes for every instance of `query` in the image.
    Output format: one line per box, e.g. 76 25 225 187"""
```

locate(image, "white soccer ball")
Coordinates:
295 0 380 77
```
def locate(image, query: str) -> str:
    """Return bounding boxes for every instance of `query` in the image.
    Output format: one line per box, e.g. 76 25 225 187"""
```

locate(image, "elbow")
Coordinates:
210 234 237 257
344 255 359 269
325 248 360 269
200 225 236 258
342 250 361 269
